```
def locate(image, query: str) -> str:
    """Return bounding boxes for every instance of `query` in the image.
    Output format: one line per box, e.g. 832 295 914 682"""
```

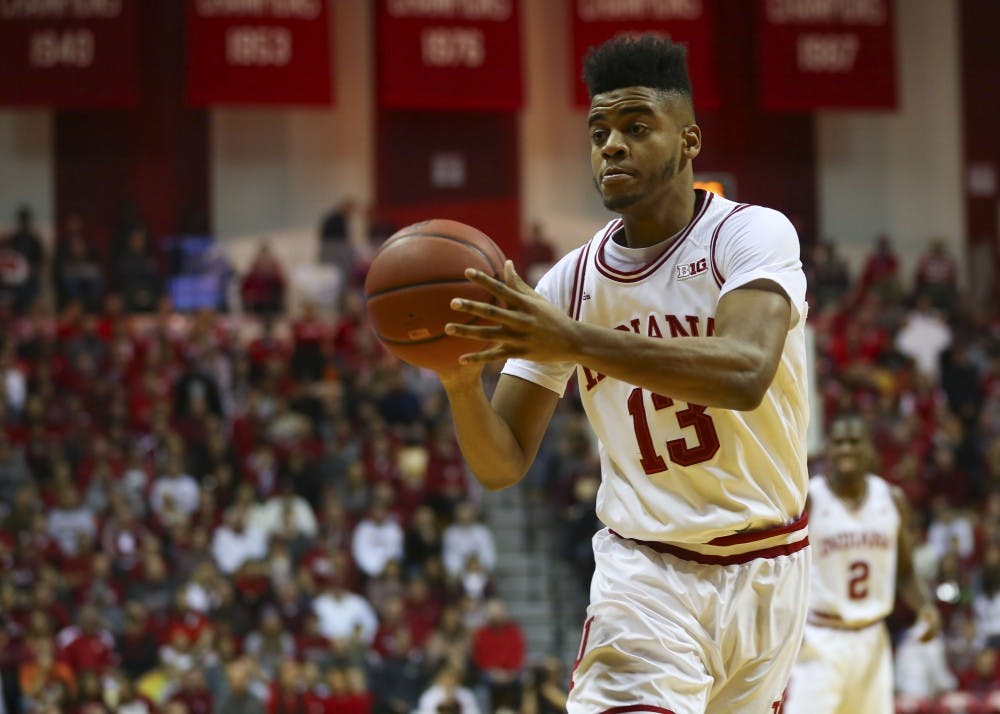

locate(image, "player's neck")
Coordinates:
620 187 699 249
829 473 867 507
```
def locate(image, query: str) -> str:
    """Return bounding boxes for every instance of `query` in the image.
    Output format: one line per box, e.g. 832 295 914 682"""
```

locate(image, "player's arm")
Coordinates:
447 261 791 411
892 485 941 641
566 279 790 410
438 368 560 491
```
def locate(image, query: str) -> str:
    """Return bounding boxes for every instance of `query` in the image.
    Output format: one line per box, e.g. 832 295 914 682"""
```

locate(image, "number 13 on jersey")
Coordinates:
626 388 720 475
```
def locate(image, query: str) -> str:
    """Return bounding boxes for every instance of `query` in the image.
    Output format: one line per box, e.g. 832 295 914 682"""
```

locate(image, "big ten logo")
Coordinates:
675 257 707 280
421 27 485 68
226 26 293 67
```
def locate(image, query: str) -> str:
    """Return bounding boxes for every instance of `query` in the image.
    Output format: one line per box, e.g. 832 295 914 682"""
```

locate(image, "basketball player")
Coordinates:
438 35 810 713
782 415 941 714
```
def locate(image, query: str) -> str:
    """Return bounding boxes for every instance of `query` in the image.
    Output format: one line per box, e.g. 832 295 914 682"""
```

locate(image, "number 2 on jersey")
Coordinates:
626 388 720 474
848 560 870 600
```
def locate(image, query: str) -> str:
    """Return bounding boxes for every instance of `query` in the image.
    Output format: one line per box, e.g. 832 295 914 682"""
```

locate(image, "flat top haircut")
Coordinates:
583 33 692 101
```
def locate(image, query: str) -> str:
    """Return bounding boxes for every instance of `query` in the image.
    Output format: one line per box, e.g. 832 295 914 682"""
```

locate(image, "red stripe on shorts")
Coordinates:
609 530 810 566
707 511 808 547
602 707 677 713
569 615 594 692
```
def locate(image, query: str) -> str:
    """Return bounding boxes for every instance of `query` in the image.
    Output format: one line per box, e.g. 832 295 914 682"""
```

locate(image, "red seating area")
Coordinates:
0 215 532 712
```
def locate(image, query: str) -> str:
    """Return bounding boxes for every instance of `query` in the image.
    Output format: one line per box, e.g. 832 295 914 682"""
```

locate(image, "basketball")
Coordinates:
364 218 507 372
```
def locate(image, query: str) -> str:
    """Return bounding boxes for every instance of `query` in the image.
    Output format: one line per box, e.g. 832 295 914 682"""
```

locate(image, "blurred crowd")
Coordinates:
0 205 553 714
0 202 998 714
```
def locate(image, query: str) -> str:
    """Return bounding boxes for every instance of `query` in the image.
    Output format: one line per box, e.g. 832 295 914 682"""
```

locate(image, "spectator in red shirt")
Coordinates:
169 667 214 714
241 241 286 317
424 425 469 520
55 605 118 675
245 606 295 681
117 601 159 681
75 551 123 629
914 237 959 312
163 588 212 650
267 658 308 714
472 598 526 712
957 646 1000 696
858 234 901 303
371 594 415 658
404 573 442 649
325 666 373 714
291 300 330 382
296 611 333 670
30 579 72 632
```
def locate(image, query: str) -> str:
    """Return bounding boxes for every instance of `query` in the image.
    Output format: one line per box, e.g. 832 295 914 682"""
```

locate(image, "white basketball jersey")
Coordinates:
503 190 810 544
808 474 900 624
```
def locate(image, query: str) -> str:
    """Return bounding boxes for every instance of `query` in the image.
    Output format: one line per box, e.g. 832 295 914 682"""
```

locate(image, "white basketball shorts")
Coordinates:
568 526 809 714
783 621 892 714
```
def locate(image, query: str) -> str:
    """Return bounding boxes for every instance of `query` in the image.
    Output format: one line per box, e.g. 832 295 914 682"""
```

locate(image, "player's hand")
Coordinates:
445 260 580 364
916 603 942 642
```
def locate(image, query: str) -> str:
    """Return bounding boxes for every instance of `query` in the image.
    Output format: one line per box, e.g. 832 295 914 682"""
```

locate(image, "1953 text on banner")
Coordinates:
186 0 333 106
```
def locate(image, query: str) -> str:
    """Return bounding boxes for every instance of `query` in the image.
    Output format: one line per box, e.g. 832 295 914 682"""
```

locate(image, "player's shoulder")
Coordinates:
871 474 907 507
808 473 830 493
806 475 830 509
706 194 796 234
865 472 896 496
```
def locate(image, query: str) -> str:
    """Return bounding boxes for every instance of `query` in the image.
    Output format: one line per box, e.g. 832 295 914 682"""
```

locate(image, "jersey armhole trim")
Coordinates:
569 241 594 320
709 203 751 288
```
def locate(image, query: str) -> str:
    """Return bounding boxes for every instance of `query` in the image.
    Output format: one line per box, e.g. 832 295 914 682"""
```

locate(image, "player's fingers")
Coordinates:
503 259 530 291
445 322 531 348
450 298 531 327
464 268 529 305
443 323 509 341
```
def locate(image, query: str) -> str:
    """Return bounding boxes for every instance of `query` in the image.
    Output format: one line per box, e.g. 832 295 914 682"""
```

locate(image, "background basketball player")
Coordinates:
783 414 941 714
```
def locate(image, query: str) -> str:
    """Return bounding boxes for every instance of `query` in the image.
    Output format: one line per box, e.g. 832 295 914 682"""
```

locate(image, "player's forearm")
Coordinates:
570 322 775 410
439 373 529 490
898 569 933 614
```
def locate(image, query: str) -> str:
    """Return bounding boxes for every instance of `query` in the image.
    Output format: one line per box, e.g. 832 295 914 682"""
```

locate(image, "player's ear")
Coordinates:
681 124 701 160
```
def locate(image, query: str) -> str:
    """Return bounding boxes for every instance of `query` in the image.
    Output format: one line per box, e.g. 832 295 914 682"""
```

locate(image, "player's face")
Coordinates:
588 87 698 213
827 418 870 479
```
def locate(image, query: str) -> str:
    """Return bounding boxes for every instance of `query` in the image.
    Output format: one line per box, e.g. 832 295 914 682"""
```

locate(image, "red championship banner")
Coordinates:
570 0 719 110
376 0 522 110
186 0 333 106
758 0 897 111
0 0 138 108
